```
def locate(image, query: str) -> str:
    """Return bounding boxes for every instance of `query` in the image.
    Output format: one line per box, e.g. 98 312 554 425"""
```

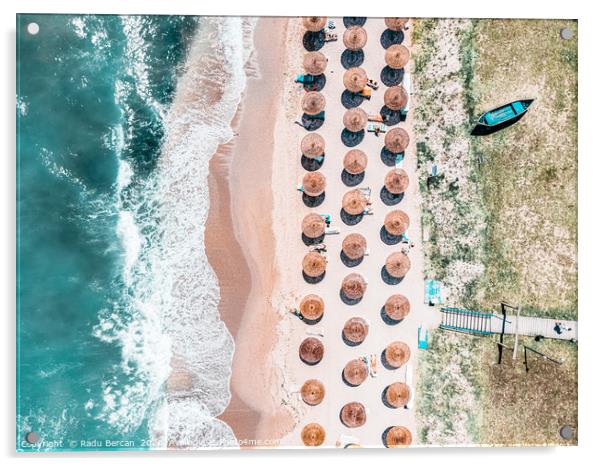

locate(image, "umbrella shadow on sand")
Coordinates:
303 31 325 51
342 330 363 347
381 387 398 409
341 169 365 187
302 114 324 131
303 271 326 284
380 106 404 126
381 66 404 87
340 289 363 306
381 266 404 285
303 74 326 92
301 232 325 246
380 226 403 245
341 129 365 147
302 192 326 208
380 306 402 326
380 29 404 48
380 351 399 371
301 154 324 172
380 147 402 166
340 250 364 268
343 17 367 27
380 186 404 206
341 90 365 109
341 208 364 226
341 49 364 69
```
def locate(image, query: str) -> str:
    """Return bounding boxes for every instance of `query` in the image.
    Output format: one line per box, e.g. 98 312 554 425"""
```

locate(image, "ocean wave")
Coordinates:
93 16 257 448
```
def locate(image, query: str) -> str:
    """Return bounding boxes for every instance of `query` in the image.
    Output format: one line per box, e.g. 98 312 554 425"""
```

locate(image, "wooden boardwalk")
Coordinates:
490 314 578 341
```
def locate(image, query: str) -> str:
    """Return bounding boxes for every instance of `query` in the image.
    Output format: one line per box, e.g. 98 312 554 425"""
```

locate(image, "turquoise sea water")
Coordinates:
16 14 203 451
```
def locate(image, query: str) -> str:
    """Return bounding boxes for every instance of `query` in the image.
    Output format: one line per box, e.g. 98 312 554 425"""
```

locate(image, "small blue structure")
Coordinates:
424 279 443 305
418 325 428 349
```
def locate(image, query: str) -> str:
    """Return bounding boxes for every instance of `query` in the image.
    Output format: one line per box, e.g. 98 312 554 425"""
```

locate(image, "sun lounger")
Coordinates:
364 248 370 256
359 187 371 197
367 122 386 133
296 182 304 192
363 206 374 215
324 31 337 42
369 354 378 377
295 74 315 85
368 114 384 122
395 154 404 169
366 79 379 90
320 213 331 224
325 226 340 235
306 327 324 337
327 20 336 29
360 87 372 99
315 155 324 162
337 435 360 448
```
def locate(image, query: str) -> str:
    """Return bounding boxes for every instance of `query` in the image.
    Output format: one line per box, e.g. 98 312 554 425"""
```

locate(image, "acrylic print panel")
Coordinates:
16 14 578 451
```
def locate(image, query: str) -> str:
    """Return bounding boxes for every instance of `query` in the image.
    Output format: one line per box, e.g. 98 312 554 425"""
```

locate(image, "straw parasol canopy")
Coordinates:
301 379 325 405
340 402 367 428
385 252 411 278
342 189 367 215
299 294 325 321
301 133 325 159
384 17 410 31
302 251 327 278
303 51 328 76
384 127 410 153
302 213 326 239
343 67 368 93
302 91 326 115
385 44 410 69
341 273 367 300
299 337 324 365
384 426 412 447
384 210 410 236
302 171 326 197
385 382 411 408
301 423 326 446
343 108 368 132
343 149 368 175
384 294 411 321
343 317 369 344
343 358 368 386
343 26 368 51
342 233 367 260
303 17 327 32
384 341 411 368
384 169 410 194
384 86 409 111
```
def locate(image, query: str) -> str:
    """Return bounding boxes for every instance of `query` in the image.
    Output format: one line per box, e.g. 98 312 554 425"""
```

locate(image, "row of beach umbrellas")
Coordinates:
299 16 413 449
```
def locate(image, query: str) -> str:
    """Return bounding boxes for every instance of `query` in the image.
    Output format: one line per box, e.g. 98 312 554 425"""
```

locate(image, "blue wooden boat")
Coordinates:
472 99 534 135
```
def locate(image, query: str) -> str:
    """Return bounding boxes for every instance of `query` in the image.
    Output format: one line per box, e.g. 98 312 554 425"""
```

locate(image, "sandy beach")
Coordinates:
206 16 440 448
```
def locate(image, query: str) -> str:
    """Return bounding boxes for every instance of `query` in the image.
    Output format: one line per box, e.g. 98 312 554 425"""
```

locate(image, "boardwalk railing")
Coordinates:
439 307 493 336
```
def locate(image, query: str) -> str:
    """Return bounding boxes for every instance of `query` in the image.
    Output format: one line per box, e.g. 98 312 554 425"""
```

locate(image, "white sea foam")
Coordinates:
94 16 257 448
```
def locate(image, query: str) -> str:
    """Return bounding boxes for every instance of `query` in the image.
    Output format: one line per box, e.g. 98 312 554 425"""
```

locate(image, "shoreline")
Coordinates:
206 17 294 445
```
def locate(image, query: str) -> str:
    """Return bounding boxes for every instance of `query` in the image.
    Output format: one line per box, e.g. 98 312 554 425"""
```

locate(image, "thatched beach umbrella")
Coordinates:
302 251 327 278
341 273 367 300
384 169 409 194
343 108 368 132
299 294 325 321
302 171 326 197
384 86 409 111
384 127 410 153
342 189 367 215
343 149 368 175
343 26 367 51
342 233 367 260
302 213 326 239
303 17 327 32
302 91 326 115
299 337 324 365
385 382 410 408
301 423 326 446
384 17 410 31
384 210 410 236
301 133 325 159
303 51 328 76
385 44 410 69
340 402 367 428
343 317 369 344
384 426 412 447
343 67 368 93
301 379 325 406
384 294 410 321
385 252 411 278
343 358 368 386
384 341 411 368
